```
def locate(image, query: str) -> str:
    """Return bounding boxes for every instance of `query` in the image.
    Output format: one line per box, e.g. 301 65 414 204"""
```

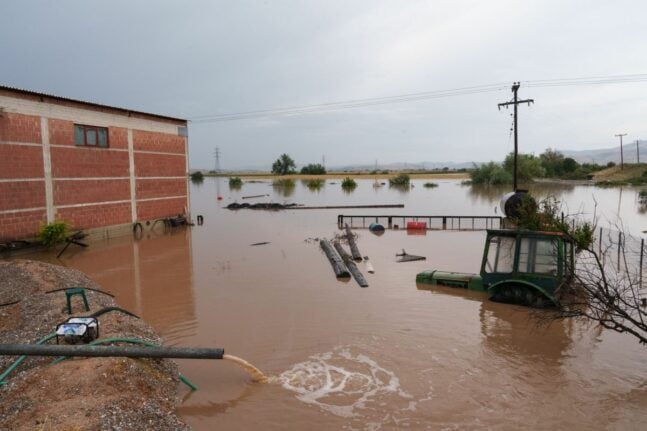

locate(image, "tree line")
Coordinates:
271 153 327 175
470 148 612 185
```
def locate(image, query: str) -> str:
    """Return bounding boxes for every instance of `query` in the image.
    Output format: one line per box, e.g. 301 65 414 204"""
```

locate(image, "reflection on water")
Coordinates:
18 178 647 430
272 179 296 197
301 179 325 192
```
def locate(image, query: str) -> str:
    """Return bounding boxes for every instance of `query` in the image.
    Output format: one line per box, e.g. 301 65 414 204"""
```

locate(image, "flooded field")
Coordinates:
28 179 647 430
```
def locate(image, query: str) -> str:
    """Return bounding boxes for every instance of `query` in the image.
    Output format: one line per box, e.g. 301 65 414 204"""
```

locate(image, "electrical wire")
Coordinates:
188 73 647 123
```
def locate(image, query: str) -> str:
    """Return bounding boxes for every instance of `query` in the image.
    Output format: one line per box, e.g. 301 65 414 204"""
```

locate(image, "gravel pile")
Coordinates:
0 260 190 430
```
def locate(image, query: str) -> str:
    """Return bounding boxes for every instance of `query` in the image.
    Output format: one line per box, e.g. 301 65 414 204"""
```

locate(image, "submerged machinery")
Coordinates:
417 229 575 307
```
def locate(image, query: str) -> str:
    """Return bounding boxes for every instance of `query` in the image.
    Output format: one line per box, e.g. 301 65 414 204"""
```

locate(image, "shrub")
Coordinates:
511 195 594 251
389 174 410 187
300 163 326 175
39 221 70 248
341 177 357 190
228 177 243 188
190 171 204 182
423 182 438 188
470 162 512 185
639 190 647 204
304 179 325 190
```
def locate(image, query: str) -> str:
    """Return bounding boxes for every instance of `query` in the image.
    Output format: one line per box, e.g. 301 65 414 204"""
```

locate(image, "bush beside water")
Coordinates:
341 177 357 190
39 221 69 247
389 174 410 187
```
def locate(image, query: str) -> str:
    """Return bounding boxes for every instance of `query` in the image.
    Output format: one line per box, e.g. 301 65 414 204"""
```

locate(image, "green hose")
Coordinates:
0 332 56 386
51 337 198 390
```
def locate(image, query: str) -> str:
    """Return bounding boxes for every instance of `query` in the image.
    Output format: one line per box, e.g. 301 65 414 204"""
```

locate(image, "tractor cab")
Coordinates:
416 229 575 307
482 229 574 307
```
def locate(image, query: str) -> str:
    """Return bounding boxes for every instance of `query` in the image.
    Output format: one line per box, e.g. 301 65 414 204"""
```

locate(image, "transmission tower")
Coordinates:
213 147 221 173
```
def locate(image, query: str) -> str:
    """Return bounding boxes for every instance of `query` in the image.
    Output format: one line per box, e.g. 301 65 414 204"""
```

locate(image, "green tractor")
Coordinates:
416 229 575 307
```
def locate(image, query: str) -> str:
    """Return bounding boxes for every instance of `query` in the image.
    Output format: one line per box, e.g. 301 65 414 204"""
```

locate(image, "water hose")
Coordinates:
0 332 56 386
49 337 200 390
85 306 140 319
0 300 21 307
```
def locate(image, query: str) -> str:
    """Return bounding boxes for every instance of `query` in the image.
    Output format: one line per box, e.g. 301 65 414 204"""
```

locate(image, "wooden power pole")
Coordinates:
615 133 627 169
498 82 534 191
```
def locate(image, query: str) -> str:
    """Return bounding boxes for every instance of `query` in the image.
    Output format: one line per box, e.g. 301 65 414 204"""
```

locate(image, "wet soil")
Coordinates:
0 260 189 431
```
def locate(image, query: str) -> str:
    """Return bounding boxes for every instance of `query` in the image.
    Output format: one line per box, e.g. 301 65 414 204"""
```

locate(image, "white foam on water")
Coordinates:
276 347 414 420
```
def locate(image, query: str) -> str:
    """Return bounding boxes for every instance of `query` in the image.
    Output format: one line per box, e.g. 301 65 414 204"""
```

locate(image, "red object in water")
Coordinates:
406 221 426 230
217 196 223 200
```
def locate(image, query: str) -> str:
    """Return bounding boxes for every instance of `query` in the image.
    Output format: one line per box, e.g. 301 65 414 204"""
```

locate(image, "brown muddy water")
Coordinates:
26 179 647 430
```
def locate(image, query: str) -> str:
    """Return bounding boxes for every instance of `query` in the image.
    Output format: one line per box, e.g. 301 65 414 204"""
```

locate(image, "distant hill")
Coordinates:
562 140 647 165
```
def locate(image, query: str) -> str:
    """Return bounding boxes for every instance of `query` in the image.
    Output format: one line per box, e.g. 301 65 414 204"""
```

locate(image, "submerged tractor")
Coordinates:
416 229 575 307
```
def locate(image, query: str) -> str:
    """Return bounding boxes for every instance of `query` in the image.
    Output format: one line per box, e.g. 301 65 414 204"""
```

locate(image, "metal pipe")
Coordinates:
0 344 224 360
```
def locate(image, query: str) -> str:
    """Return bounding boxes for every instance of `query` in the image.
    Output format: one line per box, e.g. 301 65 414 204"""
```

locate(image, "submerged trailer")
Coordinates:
417 229 575 307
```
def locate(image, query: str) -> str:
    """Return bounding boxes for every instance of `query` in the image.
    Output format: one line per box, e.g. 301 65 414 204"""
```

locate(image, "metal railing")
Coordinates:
337 214 504 231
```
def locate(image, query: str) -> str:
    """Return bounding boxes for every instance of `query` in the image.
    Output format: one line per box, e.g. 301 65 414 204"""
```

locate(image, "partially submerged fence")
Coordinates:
337 214 504 231
590 226 647 289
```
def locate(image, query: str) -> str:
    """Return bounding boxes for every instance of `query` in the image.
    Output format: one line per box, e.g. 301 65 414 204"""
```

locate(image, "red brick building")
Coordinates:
0 85 190 241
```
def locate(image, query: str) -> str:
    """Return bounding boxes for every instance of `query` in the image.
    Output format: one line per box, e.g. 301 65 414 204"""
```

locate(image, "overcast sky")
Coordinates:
2 1 647 170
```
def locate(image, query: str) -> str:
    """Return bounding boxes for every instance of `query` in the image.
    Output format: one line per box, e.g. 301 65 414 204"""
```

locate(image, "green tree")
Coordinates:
540 148 566 177
271 154 296 175
562 157 578 173
470 162 513 185
300 163 326 175
503 152 545 181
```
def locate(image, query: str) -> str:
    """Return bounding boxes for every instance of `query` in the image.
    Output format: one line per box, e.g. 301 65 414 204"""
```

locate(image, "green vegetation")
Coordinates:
271 154 296 175
423 182 438 188
228 177 243 188
470 162 513 185
503 153 544 181
471 149 608 185
303 179 325 190
341 177 357 190
300 163 326 175
190 171 204 183
511 195 594 251
273 178 296 197
389 173 410 187
39 221 70 248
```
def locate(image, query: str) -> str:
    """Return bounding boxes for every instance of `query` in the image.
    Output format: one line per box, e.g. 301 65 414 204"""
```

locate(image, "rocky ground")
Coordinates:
0 259 190 430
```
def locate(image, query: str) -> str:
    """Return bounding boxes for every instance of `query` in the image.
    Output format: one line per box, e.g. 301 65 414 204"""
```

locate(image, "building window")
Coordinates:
74 124 109 147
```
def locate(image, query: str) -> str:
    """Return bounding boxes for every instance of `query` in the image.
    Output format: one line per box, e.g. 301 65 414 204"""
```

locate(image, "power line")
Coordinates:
190 83 509 123
189 73 647 124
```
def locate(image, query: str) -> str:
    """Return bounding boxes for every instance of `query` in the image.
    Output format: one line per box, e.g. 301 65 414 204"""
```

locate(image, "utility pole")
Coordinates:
637 140 640 164
498 82 534 191
615 134 627 169
213 147 221 173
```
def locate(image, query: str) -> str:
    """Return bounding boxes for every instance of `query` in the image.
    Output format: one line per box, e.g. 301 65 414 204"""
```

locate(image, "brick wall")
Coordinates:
51 147 130 177
0 95 188 242
48 118 75 146
0 210 47 241
134 152 186 177
137 197 186 221
0 145 44 179
57 202 133 230
0 181 46 211
0 112 41 143
54 179 130 206
136 178 186 200
133 130 184 154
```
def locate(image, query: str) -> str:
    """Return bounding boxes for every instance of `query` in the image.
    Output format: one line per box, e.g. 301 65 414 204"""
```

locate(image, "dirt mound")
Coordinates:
0 260 189 430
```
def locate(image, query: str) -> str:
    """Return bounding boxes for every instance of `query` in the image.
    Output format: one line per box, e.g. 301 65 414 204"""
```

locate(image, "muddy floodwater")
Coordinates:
28 179 647 430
